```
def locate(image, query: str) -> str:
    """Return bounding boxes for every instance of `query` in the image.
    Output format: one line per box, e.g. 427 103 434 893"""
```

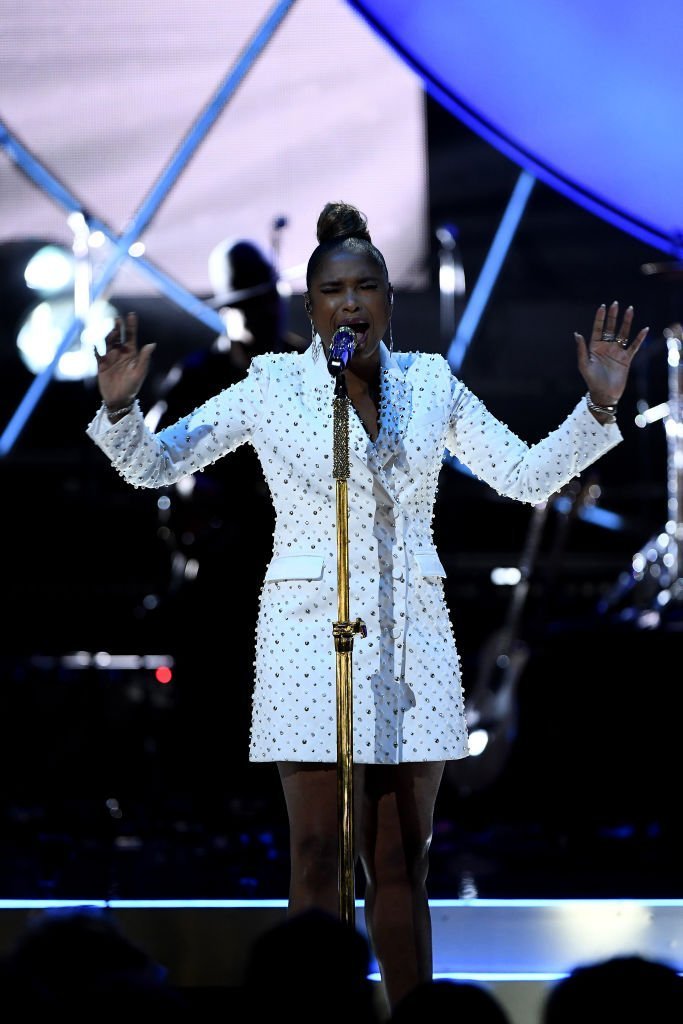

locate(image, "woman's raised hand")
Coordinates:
94 312 156 412
574 301 649 406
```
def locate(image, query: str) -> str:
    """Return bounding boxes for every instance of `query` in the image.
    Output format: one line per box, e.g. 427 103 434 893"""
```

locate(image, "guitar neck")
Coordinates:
501 499 549 636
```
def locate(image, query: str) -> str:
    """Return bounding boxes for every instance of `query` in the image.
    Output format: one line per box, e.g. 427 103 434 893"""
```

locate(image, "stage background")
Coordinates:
0 0 680 900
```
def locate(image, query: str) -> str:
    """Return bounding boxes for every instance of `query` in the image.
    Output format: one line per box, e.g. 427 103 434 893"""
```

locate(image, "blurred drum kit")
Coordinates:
448 267 683 799
599 261 683 629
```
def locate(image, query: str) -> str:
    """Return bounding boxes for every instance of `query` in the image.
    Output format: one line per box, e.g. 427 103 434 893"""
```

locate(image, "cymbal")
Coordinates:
206 280 278 308
641 260 683 279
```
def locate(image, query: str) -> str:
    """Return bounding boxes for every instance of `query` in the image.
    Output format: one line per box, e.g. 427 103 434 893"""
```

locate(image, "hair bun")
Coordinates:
316 201 372 244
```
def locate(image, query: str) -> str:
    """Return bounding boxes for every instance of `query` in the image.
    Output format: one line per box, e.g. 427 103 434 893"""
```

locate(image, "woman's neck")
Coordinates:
343 351 380 395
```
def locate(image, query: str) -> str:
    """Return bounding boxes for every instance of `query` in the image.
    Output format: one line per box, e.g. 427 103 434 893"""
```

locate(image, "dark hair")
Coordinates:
243 908 377 1024
543 955 683 1024
391 979 511 1024
306 201 388 288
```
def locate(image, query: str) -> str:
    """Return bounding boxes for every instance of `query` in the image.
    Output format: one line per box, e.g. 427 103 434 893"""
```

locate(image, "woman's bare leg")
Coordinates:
277 760 444 1012
277 762 365 916
356 761 445 1011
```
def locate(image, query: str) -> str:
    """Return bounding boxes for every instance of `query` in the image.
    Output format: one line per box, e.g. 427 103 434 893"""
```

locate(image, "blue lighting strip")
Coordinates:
112 0 296 259
3 895 683 910
577 505 624 532
0 121 81 213
3 896 682 980
447 169 535 374
444 168 535 479
553 495 625 533
0 0 296 457
369 971 570 982
0 124 226 337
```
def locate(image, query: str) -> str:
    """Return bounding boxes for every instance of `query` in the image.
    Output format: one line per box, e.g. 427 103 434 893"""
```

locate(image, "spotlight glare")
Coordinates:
16 297 118 381
24 245 74 293
439 263 457 294
176 476 196 498
491 566 521 586
184 558 200 581
467 729 489 757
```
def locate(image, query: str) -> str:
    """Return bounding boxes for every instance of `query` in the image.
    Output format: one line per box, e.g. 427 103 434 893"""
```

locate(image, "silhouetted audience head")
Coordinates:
0 904 188 1015
242 907 379 1023
389 977 512 1023
543 954 683 1024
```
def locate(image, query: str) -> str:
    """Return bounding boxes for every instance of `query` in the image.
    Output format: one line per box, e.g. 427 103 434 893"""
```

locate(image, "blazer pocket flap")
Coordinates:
265 554 324 581
414 551 447 578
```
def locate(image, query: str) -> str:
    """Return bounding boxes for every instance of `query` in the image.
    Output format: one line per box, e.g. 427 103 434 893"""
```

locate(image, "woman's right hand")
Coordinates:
94 312 156 412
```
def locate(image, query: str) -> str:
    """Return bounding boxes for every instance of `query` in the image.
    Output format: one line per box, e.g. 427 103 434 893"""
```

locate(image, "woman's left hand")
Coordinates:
575 301 649 406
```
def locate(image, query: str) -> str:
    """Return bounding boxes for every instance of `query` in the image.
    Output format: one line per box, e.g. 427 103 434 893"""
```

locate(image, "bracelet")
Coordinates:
104 401 135 419
585 392 618 423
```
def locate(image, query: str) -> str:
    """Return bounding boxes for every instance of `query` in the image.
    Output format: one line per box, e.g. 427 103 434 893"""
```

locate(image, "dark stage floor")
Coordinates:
1 788 681 902
2 617 682 904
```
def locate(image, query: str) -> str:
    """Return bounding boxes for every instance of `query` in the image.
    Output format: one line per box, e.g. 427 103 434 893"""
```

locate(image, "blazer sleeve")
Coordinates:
444 379 623 505
85 356 269 489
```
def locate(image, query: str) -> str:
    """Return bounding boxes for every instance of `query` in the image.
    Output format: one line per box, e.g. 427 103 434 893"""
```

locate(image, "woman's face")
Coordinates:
305 247 392 370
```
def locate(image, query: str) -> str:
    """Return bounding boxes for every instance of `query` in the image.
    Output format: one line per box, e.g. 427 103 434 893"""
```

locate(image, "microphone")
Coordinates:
327 325 357 377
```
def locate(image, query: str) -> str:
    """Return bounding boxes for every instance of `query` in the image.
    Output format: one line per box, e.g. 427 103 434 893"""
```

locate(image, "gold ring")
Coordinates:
601 331 616 342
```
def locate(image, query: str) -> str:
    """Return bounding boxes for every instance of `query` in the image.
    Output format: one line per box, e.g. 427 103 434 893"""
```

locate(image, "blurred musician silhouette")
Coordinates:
160 235 305 415
153 237 306 805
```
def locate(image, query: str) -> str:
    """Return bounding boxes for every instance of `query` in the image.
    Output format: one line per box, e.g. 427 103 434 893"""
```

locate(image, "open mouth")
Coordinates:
344 322 369 346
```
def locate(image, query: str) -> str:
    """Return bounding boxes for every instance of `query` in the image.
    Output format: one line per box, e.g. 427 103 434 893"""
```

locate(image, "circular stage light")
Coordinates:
351 0 683 256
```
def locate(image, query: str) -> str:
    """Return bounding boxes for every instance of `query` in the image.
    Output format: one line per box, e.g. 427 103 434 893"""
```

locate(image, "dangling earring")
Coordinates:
310 321 320 362
305 299 321 364
387 287 394 355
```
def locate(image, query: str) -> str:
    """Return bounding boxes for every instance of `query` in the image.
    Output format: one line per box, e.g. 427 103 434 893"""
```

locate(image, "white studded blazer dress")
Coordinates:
87 341 621 765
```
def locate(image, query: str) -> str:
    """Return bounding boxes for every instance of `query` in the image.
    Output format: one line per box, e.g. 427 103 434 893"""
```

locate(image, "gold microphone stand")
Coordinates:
332 369 366 926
